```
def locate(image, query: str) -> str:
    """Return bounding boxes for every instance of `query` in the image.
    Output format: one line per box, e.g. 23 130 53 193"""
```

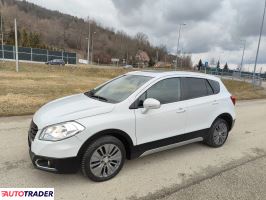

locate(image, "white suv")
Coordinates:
28 71 236 182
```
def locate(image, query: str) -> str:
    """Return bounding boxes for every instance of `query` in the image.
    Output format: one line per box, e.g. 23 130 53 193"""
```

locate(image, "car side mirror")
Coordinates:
142 98 161 113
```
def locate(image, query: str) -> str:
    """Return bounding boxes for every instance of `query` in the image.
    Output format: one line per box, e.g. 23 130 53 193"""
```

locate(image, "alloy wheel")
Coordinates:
213 122 228 145
89 144 122 178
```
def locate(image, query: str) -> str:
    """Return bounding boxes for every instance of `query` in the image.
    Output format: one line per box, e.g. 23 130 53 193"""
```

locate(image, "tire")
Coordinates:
81 136 126 182
205 118 229 147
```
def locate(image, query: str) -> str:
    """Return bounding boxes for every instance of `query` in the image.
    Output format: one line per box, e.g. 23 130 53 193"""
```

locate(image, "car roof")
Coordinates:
127 70 220 81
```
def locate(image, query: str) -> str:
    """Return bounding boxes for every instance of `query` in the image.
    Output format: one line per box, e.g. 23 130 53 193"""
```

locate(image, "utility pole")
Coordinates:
87 22 90 65
239 40 246 77
253 0 266 85
175 23 186 70
180 48 184 68
14 18 19 72
91 32 96 64
1 14 4 63
126 49 128 65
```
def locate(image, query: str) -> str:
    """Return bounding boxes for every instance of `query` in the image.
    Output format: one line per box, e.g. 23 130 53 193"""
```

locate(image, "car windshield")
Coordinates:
85 75 152 103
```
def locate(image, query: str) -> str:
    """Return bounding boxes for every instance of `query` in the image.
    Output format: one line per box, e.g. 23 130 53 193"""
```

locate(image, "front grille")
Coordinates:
28 120 38 142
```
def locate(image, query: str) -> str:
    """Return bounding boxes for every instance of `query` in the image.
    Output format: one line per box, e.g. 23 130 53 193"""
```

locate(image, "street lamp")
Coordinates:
239 39 246 77
175 23 186 70
253 0 266 85
86 37 90 64
86 22 91 65
91 31 96 64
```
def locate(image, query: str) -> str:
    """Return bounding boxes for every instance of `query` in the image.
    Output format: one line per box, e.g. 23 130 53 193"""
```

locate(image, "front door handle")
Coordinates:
176 108 186 113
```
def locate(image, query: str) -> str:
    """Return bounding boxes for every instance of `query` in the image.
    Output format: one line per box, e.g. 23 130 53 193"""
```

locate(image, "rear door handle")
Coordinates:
176 108 186 113
212 100 219 105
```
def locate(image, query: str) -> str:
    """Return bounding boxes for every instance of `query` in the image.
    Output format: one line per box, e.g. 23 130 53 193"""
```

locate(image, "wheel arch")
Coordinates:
77 129 134 160
214 113 234 131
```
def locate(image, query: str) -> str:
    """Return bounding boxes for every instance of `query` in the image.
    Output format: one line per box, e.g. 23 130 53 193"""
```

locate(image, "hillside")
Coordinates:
0 0 171 64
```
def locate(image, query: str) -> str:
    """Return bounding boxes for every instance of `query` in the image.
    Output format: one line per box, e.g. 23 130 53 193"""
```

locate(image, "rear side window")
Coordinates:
181 77 213 100
208 79 220 94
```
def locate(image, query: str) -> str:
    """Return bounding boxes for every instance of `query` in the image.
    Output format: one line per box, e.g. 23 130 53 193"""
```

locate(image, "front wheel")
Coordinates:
81 136 126 182
205 118 229 147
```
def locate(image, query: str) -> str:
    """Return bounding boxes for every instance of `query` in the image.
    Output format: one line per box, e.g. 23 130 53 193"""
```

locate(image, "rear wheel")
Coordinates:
81 136 126 182
205 118 229 147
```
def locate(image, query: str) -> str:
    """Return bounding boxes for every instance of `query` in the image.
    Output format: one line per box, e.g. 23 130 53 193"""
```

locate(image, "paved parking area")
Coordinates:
160 156 266 200
0 99 266 200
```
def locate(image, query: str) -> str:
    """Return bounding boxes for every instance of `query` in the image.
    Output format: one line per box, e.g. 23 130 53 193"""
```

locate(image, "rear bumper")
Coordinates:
29 149 80 173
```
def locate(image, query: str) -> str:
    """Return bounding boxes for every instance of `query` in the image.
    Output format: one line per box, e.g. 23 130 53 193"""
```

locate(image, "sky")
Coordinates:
27 0 266 69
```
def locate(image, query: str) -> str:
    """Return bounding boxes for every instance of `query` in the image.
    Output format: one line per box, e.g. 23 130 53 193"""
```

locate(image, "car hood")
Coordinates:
33 93 115 129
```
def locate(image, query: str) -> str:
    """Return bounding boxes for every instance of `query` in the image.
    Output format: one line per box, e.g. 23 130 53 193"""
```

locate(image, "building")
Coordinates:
135 50 150 67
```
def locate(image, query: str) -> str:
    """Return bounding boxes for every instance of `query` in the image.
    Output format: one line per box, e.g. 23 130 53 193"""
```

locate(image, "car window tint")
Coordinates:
208 79 220 94
182 78 209 100
205 79 214 95
144 78 181 104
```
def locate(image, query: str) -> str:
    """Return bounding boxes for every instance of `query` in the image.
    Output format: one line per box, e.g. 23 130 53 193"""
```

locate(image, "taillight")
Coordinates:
231 96 236 105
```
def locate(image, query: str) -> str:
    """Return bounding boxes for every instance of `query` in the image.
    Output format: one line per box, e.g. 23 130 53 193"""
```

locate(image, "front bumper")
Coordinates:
29 149 80 173
28 125 83 173
29 130 82 158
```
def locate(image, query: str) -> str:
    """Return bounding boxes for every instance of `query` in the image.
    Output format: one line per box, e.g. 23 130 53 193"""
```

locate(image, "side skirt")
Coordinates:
130 128 209 159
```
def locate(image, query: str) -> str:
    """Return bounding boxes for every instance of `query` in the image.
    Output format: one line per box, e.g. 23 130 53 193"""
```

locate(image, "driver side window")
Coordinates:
137 78 181 107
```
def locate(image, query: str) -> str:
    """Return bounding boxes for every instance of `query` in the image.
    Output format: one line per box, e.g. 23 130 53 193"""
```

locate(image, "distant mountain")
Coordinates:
0 0 169 65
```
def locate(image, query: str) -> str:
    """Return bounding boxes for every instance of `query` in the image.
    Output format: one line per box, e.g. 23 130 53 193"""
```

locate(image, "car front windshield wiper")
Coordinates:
84 91 108 102
90 94 108 102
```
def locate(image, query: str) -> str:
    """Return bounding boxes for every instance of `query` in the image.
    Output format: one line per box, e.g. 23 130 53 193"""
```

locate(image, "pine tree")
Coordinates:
216 60 220 69
148 58 155 67
28 32 41 48
32 33 40 47
198 59 203 70
224 62 229 71
28 32 34 47
6 29 15 45
21 29 29 47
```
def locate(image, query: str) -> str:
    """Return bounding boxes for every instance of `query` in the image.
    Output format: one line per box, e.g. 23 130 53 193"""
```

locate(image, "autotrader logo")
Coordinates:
0 188 54 199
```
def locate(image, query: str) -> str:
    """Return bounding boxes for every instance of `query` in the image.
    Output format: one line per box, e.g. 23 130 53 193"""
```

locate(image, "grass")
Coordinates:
1 61 266 116
0 62 130 116
222 79 266 100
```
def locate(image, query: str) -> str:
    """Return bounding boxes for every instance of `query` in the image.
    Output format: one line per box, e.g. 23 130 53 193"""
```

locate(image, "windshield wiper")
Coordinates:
90 94 108 102
84 90 95 97
84 91 108 102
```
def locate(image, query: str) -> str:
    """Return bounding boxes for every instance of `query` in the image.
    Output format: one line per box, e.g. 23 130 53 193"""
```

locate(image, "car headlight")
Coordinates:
39 121 85 141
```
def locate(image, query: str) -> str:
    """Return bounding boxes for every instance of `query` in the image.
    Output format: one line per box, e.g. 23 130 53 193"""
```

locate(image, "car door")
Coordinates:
181 77 217 133
134 77 188 145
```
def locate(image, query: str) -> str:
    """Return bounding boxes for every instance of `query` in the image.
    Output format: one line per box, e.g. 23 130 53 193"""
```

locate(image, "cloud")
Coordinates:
230 0 266 37
111 0 145 14
26 0 266 65
163 0 221 22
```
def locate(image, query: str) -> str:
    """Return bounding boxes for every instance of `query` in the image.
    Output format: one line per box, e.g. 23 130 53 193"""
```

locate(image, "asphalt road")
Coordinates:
0 99 266 200
160 156 266 200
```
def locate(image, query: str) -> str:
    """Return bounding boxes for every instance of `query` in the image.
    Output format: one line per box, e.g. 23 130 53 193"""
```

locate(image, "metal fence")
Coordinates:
0 45 77 64
199 67 265 86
